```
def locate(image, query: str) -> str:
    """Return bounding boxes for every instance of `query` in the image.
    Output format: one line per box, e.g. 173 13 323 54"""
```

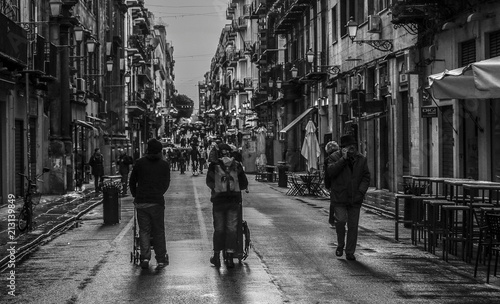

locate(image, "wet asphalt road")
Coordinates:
1 171 500 303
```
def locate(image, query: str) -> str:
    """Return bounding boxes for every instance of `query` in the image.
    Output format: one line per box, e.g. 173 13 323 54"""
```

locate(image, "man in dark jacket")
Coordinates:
88 148 104 193
327 134 370 261
206 143 248 268
129 138 171 270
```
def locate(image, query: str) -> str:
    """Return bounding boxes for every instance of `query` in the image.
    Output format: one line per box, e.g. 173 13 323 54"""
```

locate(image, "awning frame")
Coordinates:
279 107 317 134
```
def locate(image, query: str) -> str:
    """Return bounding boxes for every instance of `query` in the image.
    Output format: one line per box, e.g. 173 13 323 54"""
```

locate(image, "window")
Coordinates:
460 39 476 66
341 0 365 37
489 30 500 58
331 6 338 44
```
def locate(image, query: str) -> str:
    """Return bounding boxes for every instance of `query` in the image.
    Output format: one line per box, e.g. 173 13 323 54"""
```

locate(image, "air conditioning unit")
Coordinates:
76 78 86 92
368 15 381 33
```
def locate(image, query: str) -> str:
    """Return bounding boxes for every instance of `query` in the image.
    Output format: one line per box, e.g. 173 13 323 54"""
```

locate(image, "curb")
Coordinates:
0 197 103 272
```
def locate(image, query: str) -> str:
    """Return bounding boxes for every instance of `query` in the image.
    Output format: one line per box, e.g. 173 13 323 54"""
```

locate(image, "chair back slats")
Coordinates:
486 213 500 239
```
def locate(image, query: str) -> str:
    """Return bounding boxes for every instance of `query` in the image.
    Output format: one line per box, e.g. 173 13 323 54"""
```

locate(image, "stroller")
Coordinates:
130 208 163 265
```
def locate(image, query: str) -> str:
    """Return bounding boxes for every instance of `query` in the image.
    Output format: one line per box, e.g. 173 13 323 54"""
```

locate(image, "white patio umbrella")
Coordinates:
301 120 320 172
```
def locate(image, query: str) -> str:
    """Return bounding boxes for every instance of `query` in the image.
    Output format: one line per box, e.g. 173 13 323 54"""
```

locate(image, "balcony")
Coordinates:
250 0 266 19
126 100 146 113
0 12 27 67
237 16 247 30
391 0 465 36
274 0 311 34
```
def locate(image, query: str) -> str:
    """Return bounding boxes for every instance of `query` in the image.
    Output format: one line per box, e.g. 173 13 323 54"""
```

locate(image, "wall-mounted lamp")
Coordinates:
74 26 84 42
86 38 97 53
106 58 114 72
346 16 393 52
124 71 131 84
49 0 63 17
290 65 298 78
306 49 315 63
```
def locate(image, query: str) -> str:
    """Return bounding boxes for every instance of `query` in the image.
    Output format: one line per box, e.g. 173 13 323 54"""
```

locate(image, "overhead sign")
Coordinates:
421 106 438 118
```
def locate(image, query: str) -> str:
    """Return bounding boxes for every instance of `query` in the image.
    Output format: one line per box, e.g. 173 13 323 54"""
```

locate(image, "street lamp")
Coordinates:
306 49 315 64
290 65 298 78
106 58 114 72
49 0 63 17
74 26 84 42
86 38 97 53
346 16 393 52
124 71 131 84
276 77 282 89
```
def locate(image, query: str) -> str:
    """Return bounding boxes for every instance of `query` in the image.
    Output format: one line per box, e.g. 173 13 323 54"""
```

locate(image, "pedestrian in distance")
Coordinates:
117 149 133 196
190 144 201 174
206 143 248 268
129 138 171 270
198 146 207 174
323 141 340 226
88 148 104 193
133 148 140 165
178 149 187 174
326 134 370 261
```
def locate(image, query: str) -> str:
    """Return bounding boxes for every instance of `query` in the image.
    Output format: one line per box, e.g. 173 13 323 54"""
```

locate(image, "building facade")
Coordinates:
0 0 174 204
205 0 500 189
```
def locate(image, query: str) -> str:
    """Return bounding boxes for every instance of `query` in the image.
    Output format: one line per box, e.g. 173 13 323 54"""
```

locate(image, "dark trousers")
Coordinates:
93 175 103 191
136 205 167 263
120 173 128 194
333 204 361 255
212 203 238 253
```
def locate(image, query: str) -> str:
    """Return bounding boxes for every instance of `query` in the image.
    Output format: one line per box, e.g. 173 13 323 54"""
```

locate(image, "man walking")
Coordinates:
117 149 133 196
88 148 104 193
326 134 370 261
206 143 248 268
129 138 171 270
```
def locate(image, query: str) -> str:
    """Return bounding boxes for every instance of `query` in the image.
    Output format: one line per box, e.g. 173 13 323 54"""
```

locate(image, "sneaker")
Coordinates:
156 262 166 269
140 259 149 269
346 253 356 261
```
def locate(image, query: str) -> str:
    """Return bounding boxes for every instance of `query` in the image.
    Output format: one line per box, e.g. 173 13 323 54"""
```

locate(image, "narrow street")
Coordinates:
1 172 500 303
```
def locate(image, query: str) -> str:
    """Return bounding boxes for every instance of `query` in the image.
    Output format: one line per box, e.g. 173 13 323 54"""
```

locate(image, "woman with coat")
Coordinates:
326 134 370 261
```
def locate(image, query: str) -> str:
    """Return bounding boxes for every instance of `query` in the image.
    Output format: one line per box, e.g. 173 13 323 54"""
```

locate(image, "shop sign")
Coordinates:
421 106 438 118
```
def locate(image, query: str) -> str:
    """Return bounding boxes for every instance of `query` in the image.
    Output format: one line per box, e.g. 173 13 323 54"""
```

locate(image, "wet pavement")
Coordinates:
1 175 500 303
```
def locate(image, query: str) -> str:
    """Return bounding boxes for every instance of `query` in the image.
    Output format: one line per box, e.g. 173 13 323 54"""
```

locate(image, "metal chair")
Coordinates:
474 213 500 283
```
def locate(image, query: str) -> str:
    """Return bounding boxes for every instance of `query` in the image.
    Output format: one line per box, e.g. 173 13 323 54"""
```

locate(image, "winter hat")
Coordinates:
325 141 339 154
340 134 357 148
147 138 163 154
218 143 231 152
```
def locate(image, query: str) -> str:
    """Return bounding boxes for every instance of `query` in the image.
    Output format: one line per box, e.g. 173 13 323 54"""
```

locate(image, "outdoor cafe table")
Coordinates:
443 178 475 201
296 173 319 196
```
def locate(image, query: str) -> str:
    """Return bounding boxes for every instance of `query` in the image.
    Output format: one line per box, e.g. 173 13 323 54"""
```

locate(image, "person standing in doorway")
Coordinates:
327 134 370 261
88 148 104 193
129 138 171 270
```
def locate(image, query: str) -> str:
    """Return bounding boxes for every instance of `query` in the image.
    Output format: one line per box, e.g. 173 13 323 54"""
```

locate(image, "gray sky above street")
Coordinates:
146 0 229 102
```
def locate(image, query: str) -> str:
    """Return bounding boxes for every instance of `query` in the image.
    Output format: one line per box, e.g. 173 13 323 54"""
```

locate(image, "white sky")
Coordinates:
145 0 229 102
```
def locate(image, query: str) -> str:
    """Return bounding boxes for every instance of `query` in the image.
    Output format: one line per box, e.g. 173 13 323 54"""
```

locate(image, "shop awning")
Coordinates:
428 56 500 99
279 107 316 134
75 120 97 131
